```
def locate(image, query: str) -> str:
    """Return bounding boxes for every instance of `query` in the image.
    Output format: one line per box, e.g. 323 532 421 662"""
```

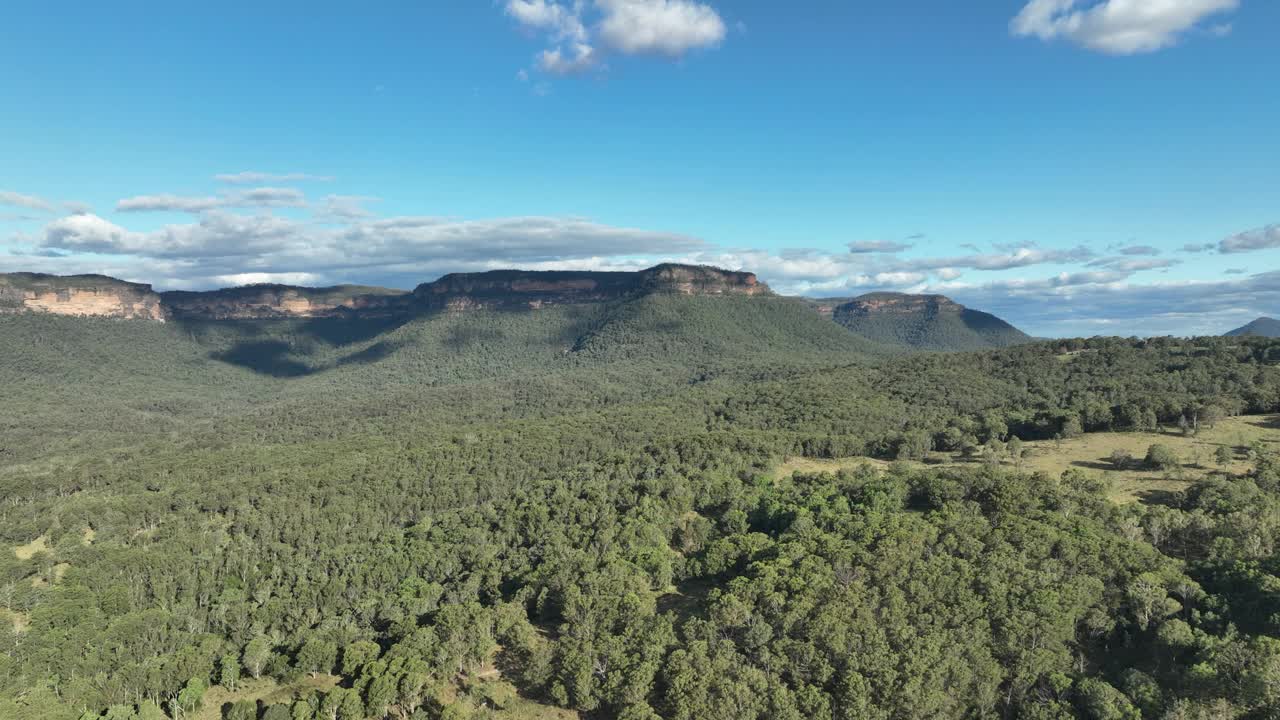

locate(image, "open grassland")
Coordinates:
192 676 341 720
775 414 1280 504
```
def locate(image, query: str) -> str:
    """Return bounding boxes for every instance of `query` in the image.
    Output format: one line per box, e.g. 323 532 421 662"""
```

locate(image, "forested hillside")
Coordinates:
4 295 1280 720
1226 317 1280 338
818 293 1031 352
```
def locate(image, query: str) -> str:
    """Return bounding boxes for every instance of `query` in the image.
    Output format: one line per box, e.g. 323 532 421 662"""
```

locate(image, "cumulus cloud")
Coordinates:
40 214 143 254
505 0 726 76
0 190 56 213
214 171 334 184
507 0 588 40
1219 224 1280 254
27 210 711 289
1011 0 1239 54
940 269 1280 337
848 240 914 254
1181 242 1216 253
596 0 727 55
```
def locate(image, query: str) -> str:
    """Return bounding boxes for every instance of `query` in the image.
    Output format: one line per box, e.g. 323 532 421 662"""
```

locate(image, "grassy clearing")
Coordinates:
193 676 341 720
1 608 29 634
774 414 1280 505
12 535 47 560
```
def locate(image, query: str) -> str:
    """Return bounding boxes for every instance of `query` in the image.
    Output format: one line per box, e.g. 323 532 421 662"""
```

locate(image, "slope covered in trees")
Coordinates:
818 292 1032 352
1226 317 1280 338
4 297 1280 720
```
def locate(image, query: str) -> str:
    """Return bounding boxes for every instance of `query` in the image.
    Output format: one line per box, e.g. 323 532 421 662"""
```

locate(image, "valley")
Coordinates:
3 269 1280 720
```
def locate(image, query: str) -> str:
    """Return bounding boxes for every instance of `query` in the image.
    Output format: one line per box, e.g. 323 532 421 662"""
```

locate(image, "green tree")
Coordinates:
175 677 207 718
263 705 292 720
1109 449 1133 470
220 653 241 691
243 638 272 680
1145 444 1179 471
136 701 167 720
1214 445 1234 468
297 637 338 678
341 640 380 676
227 700 257 720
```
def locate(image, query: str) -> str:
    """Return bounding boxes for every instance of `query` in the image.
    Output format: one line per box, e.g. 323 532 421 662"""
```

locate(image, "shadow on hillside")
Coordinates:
1135 488 1182 508
1072 460 1122 472
177 314 421 378
212 340 314 378
335 340 400 367
1246 416 1280 431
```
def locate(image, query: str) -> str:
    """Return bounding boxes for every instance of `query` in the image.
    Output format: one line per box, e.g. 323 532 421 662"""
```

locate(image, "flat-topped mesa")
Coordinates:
414 264 770 311
161 284 411 320
0 273 166 321
0 264 772 320
837 292 965 317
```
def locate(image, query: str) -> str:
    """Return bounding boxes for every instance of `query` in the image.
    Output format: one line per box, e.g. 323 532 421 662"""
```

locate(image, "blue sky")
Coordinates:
1 0 1277 336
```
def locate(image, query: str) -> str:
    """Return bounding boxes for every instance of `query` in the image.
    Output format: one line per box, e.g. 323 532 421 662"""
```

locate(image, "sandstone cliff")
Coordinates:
0 273 166 321
161 285 411 320
414 264 770 311
0 264 771 321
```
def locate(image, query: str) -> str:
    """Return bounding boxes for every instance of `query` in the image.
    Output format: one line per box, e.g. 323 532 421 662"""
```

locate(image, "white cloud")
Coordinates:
890 245 1096 272
213 272 323 287
319 195 379 221
230 187 307 208
506 0 726 77
596 0 727 56
117 188 308 213
1011 0 1239 54
539 43 601 74
1220 224 1280 254
214 171 334 184
117 194 223 213
506 0 588 41
1118 244 1160 256
0 190 56 213
27 210 711 289
41 214 144 254
848 240 913 254
1087 257 1180 272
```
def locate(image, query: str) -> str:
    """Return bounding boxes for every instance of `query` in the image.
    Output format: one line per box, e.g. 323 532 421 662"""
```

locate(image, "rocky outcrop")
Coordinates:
0 273 166 321
161 285 411 320
834 292 965 319
0 265 771 321
414 264 770 311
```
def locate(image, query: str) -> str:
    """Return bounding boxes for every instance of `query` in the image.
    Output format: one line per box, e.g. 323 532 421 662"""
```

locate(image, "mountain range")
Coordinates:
0 264 1029 354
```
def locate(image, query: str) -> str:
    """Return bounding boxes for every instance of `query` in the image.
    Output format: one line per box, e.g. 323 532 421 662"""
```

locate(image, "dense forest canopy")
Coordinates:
3 293 1280 720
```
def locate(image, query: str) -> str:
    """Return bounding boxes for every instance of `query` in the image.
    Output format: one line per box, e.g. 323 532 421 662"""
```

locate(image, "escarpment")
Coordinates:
414 264 770 311
0 273 166 321
0 264 772 321
160 285 412 319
